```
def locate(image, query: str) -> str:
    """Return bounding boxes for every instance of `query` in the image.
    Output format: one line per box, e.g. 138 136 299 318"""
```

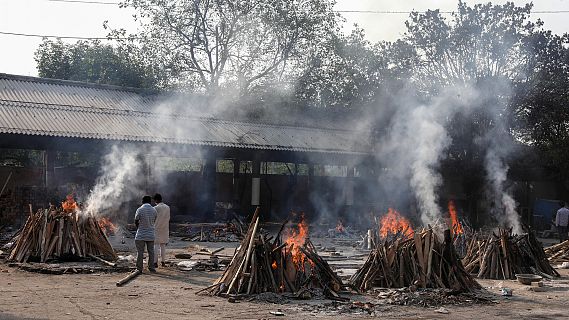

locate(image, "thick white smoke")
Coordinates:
377 85 478 226
85 145 143 216
484 149 522 234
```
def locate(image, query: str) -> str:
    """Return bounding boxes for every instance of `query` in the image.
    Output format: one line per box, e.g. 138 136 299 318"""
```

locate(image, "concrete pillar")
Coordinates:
202 157 217 215
307 163 314 187
232 159 240 210
345 166 355 206
44 149 56 188
251 160 261 206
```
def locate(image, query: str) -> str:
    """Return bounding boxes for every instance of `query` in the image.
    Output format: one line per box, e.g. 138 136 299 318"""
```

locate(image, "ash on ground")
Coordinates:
293 287 495 316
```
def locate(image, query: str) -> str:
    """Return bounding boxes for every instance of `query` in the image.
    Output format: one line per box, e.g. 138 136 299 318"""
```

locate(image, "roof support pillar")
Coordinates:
44 149 56 190
201 157 217 217
251 159 261 207
232 159 241 211
345 166 355 206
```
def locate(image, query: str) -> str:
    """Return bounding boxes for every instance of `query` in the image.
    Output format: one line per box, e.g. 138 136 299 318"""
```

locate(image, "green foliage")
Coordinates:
404 1 537 92
513 31 569 179
34 39 159 89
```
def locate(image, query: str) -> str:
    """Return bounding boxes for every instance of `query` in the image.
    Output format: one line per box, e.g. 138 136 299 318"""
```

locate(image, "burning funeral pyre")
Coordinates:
8 207 117 263
199 208 344 299
461 228 558 279
350 226 480 292
378 208 414 240
446 200 478 260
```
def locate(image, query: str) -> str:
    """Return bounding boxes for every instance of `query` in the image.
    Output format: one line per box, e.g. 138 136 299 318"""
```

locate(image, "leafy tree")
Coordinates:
404 1 538 93
512 31 569 180
293 28 415 109
35 39 159 89
114 0 338 95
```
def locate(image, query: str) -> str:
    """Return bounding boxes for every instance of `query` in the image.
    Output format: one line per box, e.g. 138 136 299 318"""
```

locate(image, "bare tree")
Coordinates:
116 0 338 94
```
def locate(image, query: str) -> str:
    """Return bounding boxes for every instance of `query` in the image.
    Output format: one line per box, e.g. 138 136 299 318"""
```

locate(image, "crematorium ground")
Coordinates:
1 236 568 320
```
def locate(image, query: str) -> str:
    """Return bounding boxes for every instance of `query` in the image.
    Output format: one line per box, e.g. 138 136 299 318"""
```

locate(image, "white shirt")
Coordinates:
556 207 569 227
154 202 171 243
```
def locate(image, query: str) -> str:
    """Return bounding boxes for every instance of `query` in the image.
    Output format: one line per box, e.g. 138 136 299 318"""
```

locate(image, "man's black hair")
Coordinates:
561 201 566 208
142 195 152 204
153 193 162 202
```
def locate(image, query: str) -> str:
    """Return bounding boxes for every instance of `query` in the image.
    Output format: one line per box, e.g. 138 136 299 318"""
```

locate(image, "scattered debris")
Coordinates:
7 261 130 274
177 258 224 272
174 253 193 259
248 292 290 304
176 223 243 242
516 274 542 285
434 307 449 314
501 288 512 296
372 287 495 307
177 261 198 271
545 240 569 264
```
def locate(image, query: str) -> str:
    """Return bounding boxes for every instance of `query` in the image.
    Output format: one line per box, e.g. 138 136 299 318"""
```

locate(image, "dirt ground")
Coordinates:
1 238 569 320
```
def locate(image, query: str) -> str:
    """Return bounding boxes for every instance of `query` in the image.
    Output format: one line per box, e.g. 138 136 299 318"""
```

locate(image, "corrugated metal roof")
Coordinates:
0 74 369 154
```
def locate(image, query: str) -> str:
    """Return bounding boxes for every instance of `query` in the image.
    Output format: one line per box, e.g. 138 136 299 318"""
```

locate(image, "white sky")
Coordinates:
0 0 567 77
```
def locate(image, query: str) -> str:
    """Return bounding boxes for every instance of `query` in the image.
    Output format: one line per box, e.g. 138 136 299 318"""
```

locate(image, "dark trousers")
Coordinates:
135 240 155 272
558 226 568 243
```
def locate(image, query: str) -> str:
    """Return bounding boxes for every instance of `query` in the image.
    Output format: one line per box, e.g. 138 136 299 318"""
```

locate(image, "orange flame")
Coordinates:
62 195 78 213
284 213 311 269
379 208 414 239
336 221 345 233
272 260 277 270
98 217 117 236
448 200 464 235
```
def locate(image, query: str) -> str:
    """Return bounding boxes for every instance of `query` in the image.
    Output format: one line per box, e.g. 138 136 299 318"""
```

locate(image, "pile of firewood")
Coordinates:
461 228 558 279
8 208 117 263
544 240 569 264
199 207 343 298
350 229 480 292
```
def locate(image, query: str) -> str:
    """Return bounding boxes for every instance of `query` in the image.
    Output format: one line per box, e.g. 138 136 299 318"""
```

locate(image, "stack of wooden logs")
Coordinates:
8 208 117 263
544 240 569 264
350 229 480 292
461 228 558 279
199 207 343 298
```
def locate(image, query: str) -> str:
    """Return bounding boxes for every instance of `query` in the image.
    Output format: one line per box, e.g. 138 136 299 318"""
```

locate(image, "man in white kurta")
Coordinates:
153 193 170 268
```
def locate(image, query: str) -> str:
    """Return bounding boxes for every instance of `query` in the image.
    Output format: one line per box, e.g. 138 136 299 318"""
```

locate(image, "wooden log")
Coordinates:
89 254 117 267
116 270 142 287
226 215 260 294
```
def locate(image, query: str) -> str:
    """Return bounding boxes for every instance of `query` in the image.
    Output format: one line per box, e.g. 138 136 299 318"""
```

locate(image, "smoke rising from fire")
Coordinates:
85 146 143 217
484 149 522 234
375 85 478 227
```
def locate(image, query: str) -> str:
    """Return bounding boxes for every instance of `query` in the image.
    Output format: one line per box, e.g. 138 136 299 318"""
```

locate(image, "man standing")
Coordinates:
153 193 170 268
135 195 157 273
555 201 569 243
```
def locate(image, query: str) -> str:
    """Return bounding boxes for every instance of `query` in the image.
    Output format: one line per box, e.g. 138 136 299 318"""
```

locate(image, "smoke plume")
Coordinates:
376 85 478 226
85 145 143 216
484 148 522 234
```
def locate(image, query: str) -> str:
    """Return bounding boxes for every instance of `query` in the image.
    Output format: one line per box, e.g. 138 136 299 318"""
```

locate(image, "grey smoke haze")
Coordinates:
85 145 143 216
484 148 523 234
376 84 479 226
81 75 524 234
481 103 523 234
